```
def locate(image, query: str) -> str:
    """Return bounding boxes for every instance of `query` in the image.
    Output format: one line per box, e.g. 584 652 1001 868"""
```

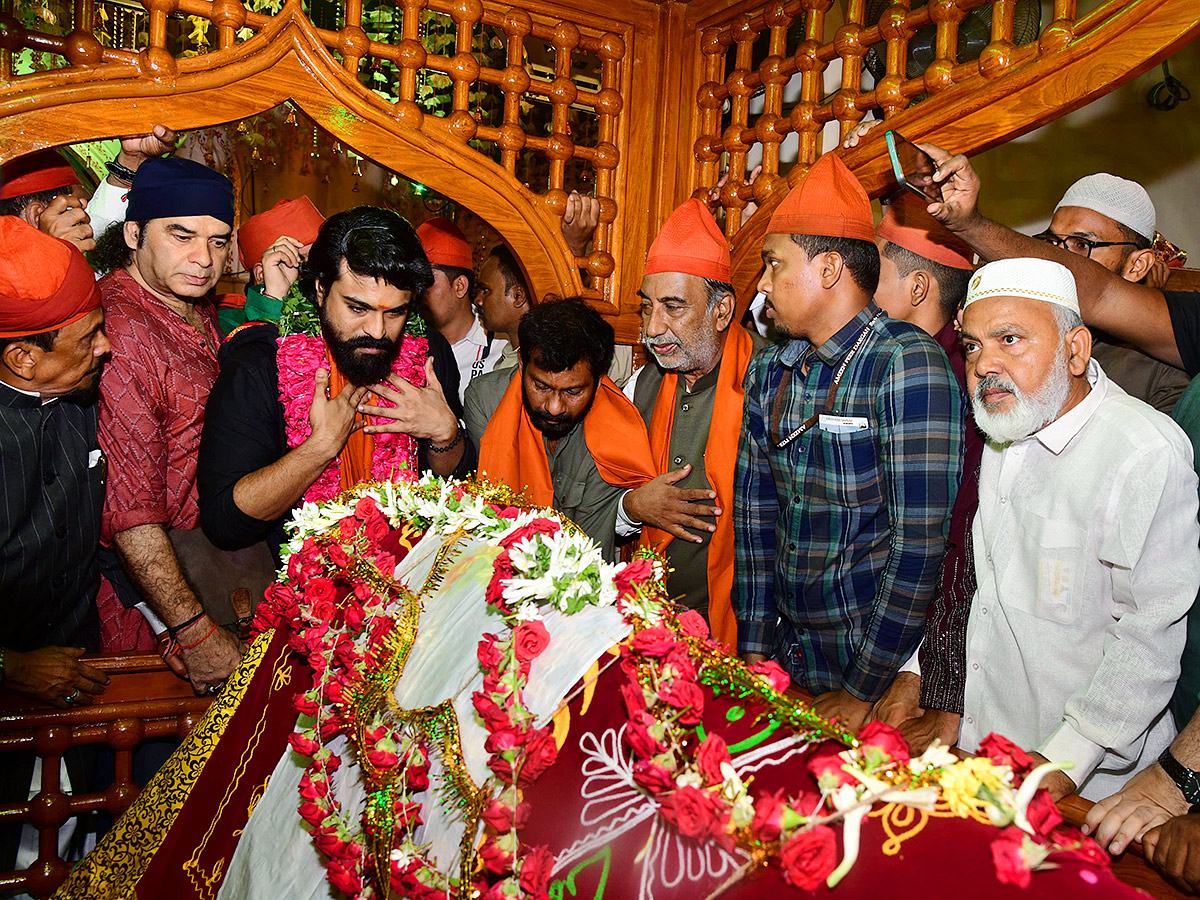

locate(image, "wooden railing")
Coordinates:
679 0 1200 302
0 654 211 899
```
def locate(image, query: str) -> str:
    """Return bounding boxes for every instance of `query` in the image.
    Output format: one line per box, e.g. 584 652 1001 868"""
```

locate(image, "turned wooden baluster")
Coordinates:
833 0 868 142
394 0 427 130
544 22 579 209
924 0 967 95
497 9 530 176
589 32 623 281
63 0 103 66
694 26 728 202
979 0 1015 79
444 0 481 144
210 0 246 52
740 2 791 238
877 0 913 116
720 14 756 235
788 0 833 185
1041 0 1077 52
340 0 366 76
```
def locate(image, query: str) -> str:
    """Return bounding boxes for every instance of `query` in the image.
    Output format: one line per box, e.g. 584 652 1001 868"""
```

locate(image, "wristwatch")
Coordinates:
1158 746 1200 813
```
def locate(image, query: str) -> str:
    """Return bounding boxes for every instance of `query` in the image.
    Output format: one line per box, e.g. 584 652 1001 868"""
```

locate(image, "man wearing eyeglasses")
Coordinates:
1032 174 1188 415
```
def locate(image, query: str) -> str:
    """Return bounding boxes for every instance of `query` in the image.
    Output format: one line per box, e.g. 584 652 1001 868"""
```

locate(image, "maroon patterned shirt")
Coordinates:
98 268 222 541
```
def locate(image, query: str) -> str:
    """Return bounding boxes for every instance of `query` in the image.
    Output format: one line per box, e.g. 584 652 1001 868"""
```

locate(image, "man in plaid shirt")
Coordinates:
734 153 964 731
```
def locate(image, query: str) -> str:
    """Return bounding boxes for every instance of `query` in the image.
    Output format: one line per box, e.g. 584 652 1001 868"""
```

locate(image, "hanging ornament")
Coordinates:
285 106 297 126
333 141 342 154
321 173 330 184
353 158 363 178
251 146 261 162
237 121 248 134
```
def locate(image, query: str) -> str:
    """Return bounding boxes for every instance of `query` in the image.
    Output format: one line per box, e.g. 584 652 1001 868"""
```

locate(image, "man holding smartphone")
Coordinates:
733 152 964 731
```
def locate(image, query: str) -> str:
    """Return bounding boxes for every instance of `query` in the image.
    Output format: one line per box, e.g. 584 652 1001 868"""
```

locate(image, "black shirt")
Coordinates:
1164 289 1200 376
197 323 475 560
0 382 102 652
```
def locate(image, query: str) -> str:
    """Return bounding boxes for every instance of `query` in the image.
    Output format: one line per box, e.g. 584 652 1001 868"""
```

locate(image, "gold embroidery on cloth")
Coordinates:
51 630 277 900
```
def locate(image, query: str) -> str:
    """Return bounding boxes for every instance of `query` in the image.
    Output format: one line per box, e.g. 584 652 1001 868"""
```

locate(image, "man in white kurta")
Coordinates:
955 257 1200 801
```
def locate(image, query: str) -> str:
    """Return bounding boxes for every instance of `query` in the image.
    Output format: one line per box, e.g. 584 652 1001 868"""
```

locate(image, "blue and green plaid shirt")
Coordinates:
733 302 964 701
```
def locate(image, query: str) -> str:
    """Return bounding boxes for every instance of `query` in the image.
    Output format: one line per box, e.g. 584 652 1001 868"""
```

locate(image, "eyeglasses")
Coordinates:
1033 231 1140 258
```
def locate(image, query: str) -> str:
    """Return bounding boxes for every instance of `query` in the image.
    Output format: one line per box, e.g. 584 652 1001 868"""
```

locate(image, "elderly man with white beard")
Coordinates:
947 257 1200 802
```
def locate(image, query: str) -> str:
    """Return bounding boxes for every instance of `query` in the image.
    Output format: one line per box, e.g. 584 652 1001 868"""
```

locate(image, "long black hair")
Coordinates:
300 206 433 302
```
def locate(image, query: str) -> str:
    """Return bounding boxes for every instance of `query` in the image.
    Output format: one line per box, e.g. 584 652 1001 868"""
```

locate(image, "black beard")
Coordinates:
59 364 105 406
320 318 401 386
523 385 596 440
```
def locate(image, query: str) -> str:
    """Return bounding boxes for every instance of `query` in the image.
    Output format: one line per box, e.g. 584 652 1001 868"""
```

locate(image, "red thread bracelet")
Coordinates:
178 622 219 650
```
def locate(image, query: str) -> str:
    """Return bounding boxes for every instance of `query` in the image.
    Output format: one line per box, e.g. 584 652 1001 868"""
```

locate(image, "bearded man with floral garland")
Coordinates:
197 206 475 562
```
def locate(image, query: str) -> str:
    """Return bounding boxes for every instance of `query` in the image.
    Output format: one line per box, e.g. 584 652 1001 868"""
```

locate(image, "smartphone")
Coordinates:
885 130 942 203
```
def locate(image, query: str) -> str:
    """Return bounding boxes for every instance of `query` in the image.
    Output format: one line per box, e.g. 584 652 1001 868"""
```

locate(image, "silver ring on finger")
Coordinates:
64 688 81 705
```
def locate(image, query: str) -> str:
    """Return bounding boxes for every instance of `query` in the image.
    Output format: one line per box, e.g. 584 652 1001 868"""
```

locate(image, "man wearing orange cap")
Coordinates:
0 218 113 708
466 298 656 561
864 196 985 749
216 196 327 333
417 218 504 402
614 199 762 650
734 153 963 731
0 149 94 253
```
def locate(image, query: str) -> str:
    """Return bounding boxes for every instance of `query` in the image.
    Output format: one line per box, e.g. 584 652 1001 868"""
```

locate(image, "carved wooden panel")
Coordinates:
0 654 212 898
679 0 1200 304
0 0 667 338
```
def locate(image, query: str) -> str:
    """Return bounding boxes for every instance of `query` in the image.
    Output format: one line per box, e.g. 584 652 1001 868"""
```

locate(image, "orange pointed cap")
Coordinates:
644 199 731 282
876 193 975 270
417 218 474 269
237 196 325 271
767 152 874 242
0 217 100 338
0 149 80 201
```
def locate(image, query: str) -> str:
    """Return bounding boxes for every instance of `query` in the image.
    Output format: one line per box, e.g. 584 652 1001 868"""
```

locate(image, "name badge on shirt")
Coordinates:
818 414 869 434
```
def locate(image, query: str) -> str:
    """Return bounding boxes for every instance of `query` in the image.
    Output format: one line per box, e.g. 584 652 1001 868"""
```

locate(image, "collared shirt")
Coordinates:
959 361 1200 800
733 301 963 701
98 268 222 540
464 367 626 561
450 316 504 403
0 381 103 651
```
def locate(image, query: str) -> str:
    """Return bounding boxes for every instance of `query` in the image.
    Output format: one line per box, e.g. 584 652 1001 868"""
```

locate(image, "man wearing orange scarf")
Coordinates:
466 298 657 561
616 200 762 651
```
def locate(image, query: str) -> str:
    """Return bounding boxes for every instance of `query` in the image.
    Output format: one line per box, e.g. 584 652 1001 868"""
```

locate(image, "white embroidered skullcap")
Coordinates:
963 258 1079 314
1055 173 1156 241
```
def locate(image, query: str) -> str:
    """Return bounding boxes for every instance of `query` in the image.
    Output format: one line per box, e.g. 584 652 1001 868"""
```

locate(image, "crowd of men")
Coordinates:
6 126 1200 892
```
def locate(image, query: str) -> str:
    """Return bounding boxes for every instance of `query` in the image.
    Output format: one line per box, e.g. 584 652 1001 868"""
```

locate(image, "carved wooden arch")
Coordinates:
0 3 582 307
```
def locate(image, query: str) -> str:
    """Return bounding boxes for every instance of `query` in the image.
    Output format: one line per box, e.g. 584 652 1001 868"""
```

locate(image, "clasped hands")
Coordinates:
307 358 458 459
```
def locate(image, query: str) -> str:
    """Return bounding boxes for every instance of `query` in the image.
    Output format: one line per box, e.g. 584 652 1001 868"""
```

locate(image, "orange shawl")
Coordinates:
328 361 375 491
638 326 756 652
479 371 657 509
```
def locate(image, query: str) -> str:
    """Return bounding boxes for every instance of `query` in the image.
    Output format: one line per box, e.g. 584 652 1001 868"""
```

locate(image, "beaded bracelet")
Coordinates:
429 423 463 454
104 160 136 187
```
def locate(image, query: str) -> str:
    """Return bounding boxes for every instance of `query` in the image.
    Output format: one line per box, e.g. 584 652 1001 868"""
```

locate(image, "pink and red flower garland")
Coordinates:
277 331 428 505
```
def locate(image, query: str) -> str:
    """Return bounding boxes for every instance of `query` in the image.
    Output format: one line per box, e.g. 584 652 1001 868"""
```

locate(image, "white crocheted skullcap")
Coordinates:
1054 173 1156 241
963 258 1079 315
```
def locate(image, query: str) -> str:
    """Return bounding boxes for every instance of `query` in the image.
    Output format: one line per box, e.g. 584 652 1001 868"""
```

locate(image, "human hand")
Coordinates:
740 652 769 666
36 194 95 252
842 118 883 149
177 622 243 695
360 358 458 444
561 191 600 258
898 709 961 755
868 671 922 728
1145 258 1173 290
261 235 307 299
307 367 367 460
4 646 109 709
707 165 762 225
117 124 178 170
812 688 874 733
918 142 983 234
622 465 719 543
1084 761 1189 854
1028 751 1078 802
1143 814 1200 894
